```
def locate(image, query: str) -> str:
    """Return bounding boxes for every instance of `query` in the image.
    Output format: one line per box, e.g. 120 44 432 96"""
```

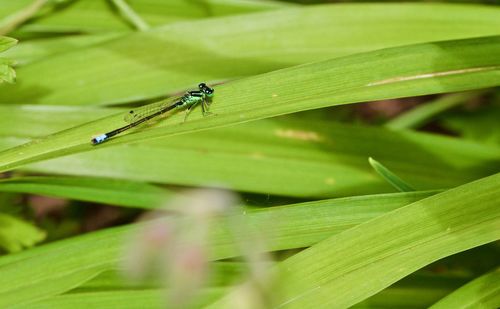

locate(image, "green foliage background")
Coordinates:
0 0 498 308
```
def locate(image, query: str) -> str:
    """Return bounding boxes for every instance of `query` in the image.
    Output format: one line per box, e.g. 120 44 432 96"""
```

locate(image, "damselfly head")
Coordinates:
199 83 214 97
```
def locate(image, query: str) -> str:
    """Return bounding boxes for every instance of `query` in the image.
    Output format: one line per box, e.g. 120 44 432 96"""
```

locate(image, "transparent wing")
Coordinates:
124 96 180 124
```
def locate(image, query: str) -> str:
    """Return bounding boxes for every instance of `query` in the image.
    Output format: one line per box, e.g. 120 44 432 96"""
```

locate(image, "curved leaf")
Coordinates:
0 36 499 174
0 3 499 105
2 33 121 66
14 289 226 309
0 176 173 209
1 116 498 197
430 268 500 309
0 213 45 253
385 91 483 130
0 191 433 307
369 157 415 192
0 35 17 52
0 0 287 34
270 173 500 308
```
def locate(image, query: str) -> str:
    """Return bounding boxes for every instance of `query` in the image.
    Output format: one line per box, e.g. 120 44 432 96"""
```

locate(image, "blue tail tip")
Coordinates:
91 134 108 145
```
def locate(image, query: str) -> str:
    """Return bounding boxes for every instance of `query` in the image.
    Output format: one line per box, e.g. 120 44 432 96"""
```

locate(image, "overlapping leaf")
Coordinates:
0 36 499 174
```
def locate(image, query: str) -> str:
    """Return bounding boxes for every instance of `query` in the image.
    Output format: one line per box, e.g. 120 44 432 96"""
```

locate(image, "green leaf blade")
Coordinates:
271 173 500 308
369 157 415 192
1 3 499 106
0 63 15 83
0 213 45 253
430 268 500 309
0 36 499 174
0 176 173 209
0 191 434 307
0 35 17 52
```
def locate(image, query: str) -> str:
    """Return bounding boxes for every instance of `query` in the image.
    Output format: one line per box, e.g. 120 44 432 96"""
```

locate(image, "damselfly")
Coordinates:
91 83 214 145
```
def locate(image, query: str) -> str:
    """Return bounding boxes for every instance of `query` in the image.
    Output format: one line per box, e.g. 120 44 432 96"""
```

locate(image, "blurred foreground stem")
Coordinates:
0 0 49 36
110 0 150 31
